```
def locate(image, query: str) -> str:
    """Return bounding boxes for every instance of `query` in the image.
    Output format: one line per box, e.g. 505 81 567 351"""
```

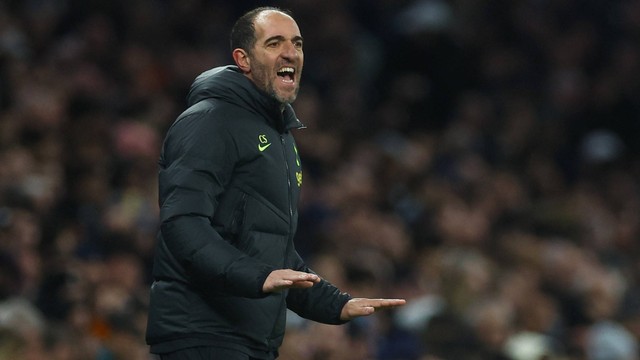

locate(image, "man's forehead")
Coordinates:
253 10 300 37
255 9 292 23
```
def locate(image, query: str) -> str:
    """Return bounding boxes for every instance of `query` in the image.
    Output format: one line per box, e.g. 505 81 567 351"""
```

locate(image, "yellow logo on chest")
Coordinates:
296 171 303 187
258 134 271 152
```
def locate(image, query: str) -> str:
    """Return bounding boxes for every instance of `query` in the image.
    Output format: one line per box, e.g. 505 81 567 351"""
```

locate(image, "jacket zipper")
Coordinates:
267 134 295 346
281 134 294 267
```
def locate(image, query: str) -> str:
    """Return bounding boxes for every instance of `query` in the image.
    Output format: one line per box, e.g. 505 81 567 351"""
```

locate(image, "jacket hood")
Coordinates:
186 65 304 132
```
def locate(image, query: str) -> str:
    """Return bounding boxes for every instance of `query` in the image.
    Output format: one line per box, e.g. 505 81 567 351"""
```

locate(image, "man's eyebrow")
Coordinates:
263 35 304 44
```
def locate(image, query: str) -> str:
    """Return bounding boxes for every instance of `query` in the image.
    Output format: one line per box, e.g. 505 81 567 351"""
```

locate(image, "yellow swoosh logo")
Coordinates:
258 143 272 152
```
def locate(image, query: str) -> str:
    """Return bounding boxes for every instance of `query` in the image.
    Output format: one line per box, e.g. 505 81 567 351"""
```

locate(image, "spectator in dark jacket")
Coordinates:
145 7 405 360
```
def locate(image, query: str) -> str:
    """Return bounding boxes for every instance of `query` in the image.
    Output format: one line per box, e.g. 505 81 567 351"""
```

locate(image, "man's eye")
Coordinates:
267 42 279 48
294 42 303 49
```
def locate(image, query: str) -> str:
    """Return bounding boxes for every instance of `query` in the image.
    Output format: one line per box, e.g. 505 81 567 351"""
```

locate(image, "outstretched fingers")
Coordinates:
263 269 321 293
371 298 407 308
340 298 407 321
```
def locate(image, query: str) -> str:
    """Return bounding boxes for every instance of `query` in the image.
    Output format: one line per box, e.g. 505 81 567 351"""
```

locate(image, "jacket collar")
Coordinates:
187 66 305 133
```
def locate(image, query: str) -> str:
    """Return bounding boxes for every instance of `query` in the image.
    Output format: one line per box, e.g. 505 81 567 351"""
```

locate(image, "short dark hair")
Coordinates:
230 6 293 53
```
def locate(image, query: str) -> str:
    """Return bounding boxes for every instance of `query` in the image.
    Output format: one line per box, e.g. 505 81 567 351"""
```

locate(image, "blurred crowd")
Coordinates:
0 0 639 359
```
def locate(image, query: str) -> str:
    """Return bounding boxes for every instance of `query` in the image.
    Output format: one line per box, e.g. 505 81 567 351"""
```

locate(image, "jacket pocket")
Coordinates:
211 188 247 243
228 192 247 238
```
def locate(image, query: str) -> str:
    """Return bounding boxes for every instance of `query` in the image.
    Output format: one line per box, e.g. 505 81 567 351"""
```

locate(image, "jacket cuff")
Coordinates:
334 292 353 324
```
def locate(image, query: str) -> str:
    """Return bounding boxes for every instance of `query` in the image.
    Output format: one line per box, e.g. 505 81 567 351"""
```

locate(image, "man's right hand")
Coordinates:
262 269 320 293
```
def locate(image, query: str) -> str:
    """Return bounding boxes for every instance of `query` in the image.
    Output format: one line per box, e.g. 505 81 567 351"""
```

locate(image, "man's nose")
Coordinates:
280 41 300 60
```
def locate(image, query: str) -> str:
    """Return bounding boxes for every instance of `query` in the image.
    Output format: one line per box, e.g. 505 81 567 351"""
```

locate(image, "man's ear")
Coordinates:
232 49 251 73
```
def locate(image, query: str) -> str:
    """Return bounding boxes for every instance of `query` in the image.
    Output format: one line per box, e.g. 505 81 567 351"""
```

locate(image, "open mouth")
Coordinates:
276 67 295 83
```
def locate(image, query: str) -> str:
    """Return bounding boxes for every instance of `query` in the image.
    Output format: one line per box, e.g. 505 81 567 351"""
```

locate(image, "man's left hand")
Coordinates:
340 298 407 321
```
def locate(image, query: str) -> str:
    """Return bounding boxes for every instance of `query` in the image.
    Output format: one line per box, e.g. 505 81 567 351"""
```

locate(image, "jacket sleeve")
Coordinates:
285 250 352 324
158 110 273 298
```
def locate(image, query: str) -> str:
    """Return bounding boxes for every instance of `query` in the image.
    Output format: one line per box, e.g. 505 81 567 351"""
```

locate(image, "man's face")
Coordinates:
247 11 304 104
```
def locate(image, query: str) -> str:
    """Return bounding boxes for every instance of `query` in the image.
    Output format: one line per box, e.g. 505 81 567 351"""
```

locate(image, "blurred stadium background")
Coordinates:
0 0 639 359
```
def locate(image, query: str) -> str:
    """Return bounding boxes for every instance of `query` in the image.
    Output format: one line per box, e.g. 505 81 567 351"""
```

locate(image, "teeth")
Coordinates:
278 67 295 74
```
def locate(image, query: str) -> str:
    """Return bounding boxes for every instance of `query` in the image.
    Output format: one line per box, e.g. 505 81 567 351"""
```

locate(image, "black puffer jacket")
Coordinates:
145 66 351 357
